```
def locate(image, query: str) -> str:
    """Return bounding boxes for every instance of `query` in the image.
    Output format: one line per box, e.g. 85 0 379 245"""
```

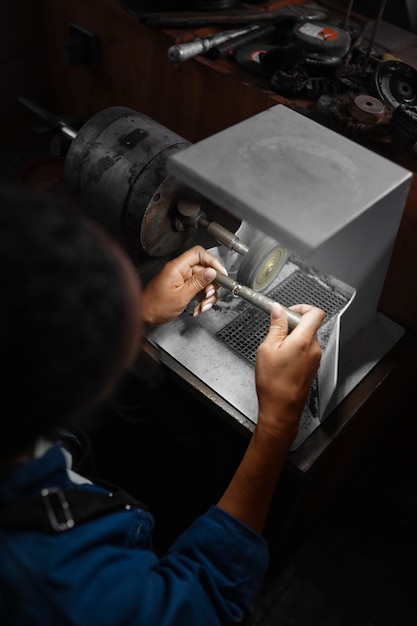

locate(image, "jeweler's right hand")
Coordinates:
255 302 325 444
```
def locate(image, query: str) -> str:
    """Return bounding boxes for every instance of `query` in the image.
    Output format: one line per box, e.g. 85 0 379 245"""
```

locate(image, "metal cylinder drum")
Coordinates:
64 106 190 258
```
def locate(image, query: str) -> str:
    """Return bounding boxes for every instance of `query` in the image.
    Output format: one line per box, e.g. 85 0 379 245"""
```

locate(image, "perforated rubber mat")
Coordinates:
216 270 349 365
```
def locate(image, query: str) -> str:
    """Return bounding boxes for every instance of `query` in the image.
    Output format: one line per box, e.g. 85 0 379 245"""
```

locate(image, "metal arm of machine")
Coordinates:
17 95 78 141
176 198 249 254
176 197 288 293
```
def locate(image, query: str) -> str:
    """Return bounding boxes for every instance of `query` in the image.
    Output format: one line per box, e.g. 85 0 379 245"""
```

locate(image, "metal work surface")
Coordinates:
216 270 349 365
148 241 356 450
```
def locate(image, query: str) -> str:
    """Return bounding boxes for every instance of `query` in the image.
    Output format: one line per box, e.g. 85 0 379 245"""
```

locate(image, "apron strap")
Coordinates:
0 487 144 532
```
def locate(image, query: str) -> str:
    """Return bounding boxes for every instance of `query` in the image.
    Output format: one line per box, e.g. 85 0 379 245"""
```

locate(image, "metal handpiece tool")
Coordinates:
168 24 262 62
215 272 301 331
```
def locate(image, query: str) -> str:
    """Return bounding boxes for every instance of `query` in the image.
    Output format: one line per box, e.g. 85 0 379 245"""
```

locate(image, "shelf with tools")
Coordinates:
41 1 321 142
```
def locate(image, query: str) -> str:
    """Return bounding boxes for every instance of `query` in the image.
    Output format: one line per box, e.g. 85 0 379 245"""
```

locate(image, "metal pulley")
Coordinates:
65 107 185 253
348 94 386 124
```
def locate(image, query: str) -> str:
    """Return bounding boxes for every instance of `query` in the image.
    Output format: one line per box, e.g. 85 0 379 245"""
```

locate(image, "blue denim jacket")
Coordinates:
0 445 268 625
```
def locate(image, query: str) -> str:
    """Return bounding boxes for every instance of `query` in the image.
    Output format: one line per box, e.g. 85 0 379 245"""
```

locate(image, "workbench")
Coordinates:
40 0 417 538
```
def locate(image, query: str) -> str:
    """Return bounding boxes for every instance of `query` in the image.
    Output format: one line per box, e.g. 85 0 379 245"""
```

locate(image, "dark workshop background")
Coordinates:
2 1 417 129
1 2 49 125
2 2 417 625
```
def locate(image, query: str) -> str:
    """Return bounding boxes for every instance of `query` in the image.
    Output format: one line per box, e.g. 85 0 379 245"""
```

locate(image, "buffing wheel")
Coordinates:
237 235 287 292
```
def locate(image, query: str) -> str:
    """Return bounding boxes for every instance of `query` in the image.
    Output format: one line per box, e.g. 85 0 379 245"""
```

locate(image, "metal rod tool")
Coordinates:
215 272 301 331
361 0 387 70
343 0 356 29
17 95 78 141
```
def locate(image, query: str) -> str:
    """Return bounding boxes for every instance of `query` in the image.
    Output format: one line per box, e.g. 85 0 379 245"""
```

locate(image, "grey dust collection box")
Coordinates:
148 105 412 448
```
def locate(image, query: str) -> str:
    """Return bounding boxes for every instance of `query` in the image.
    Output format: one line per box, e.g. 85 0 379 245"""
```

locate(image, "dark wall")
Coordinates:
0 1 51 131
333 0 417 33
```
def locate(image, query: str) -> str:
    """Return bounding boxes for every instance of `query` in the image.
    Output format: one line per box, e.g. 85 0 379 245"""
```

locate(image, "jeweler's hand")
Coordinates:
141 245 227 326
255 302 325 443
217 302 324 534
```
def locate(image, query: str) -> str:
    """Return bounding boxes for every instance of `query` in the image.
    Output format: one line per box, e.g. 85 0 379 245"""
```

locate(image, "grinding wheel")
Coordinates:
292 21 351 58
237 235 287 292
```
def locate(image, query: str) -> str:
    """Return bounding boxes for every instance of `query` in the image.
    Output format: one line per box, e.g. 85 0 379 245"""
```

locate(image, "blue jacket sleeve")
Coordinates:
98 507 268 626
1 504 269 626
72 505 269 626
164 505 269 623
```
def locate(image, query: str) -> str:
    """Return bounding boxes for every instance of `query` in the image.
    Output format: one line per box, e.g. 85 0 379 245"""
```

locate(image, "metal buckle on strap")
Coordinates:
41 487 75 532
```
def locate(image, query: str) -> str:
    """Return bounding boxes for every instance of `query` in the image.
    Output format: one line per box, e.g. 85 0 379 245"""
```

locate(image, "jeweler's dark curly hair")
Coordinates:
0 185 131 460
